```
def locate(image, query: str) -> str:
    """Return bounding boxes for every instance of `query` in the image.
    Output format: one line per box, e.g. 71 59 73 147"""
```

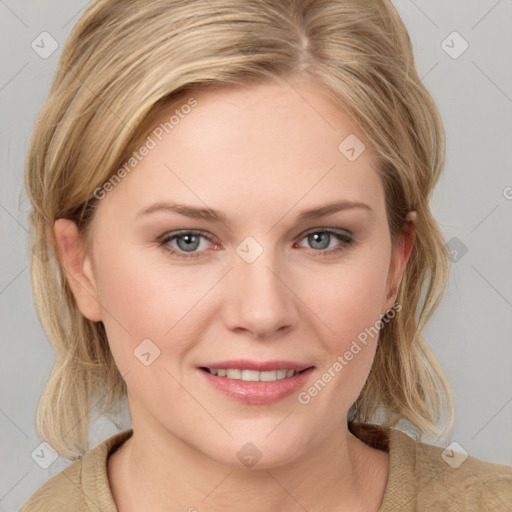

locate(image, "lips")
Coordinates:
197 360 315 404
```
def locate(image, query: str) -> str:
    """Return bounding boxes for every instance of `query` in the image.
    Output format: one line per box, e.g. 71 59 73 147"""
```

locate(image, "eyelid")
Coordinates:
158 229 211 242
300 226 352 238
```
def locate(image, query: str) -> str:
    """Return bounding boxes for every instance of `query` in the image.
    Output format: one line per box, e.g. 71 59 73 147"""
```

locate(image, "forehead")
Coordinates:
96 78 385 224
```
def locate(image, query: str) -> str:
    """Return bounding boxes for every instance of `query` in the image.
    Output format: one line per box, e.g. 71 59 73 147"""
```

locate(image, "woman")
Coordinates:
20 0 512 510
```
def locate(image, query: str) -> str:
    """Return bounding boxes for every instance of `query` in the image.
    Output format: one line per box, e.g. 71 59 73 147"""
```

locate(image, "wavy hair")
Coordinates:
24 0 454 460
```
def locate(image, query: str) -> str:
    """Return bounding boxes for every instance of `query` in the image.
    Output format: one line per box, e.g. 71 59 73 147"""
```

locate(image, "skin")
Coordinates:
54 76 414 512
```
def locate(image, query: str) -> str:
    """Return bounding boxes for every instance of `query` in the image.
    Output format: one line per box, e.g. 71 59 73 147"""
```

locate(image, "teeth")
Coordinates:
259 370 277 382
276 370 287 379
241 369 260 381
207 368 302 381
226 369 241 379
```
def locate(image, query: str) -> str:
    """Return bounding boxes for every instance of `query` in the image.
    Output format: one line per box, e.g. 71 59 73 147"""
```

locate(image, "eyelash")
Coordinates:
157 228 353 260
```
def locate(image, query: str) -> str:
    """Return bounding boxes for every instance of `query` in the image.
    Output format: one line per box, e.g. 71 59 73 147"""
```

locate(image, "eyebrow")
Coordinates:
137 200 373 224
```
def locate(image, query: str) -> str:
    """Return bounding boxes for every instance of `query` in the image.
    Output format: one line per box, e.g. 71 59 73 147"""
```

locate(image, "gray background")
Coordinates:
1 1 511 510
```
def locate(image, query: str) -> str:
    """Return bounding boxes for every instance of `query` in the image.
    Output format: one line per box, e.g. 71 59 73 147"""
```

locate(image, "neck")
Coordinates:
108 409 388 512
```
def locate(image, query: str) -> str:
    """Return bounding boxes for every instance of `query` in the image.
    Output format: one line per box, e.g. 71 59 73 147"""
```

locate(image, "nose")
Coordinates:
222 248 299 339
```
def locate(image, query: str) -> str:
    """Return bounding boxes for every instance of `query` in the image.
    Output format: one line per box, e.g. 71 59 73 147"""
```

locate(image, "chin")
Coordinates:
198 430 313 470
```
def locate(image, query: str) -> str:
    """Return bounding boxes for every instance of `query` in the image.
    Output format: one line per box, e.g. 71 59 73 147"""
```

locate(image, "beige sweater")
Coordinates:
19 424 512 511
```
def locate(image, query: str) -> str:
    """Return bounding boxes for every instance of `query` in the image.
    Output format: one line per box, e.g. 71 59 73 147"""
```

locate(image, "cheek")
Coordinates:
92 242 215 362
294 255 390 413
301 248 390 346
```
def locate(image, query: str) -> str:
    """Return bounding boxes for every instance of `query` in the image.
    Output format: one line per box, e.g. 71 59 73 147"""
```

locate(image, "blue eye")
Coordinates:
158 230 213 259
297 229 353 256
158 228 353 260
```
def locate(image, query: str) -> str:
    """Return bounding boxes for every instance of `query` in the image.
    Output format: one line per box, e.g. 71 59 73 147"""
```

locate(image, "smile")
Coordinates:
201 368 307 381
198 364 315 404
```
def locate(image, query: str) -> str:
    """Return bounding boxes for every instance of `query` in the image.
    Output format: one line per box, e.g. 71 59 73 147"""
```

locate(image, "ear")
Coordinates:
53 218 103 322
382 211 416 315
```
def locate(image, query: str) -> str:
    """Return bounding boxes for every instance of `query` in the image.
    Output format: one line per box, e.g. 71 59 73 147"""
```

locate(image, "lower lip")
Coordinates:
198 367 315 404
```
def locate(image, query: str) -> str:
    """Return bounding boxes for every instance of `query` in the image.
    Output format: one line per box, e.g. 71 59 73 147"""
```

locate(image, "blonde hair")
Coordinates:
25 0 454 460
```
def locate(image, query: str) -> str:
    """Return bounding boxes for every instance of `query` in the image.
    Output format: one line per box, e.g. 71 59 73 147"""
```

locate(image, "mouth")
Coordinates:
199 367 311 381
197 361 315 404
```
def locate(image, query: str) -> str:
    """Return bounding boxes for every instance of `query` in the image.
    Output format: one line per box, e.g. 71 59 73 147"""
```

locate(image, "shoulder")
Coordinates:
384 427 512 511
18 458 86 511
19 429 133 512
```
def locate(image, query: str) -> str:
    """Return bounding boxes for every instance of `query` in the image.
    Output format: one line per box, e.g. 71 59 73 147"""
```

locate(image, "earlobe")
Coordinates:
53 219 103 322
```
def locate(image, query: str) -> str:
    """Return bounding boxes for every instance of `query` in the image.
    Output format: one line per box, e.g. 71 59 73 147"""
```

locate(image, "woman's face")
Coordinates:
57 77 411 468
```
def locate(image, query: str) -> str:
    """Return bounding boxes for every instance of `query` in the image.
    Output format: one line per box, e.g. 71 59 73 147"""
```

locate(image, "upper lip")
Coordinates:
199 360 314 372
